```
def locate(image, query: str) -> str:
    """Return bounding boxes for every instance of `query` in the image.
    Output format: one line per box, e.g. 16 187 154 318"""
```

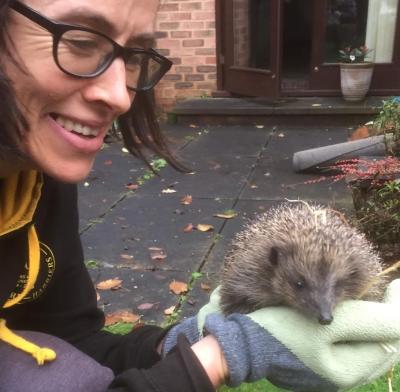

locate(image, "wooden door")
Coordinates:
221 0 281 97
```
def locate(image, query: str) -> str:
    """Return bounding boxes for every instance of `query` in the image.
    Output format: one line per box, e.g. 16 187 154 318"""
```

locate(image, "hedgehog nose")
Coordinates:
318 313 333 325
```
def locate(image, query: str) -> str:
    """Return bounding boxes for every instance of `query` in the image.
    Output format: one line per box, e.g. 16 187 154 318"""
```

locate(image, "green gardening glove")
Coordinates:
165 280 400 390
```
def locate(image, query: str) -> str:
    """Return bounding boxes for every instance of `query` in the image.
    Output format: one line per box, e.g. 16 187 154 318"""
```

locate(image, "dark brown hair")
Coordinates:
0 0 187 171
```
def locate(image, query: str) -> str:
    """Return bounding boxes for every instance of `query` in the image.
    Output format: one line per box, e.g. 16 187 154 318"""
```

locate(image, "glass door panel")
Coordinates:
324 0 398 63
222 0 280 97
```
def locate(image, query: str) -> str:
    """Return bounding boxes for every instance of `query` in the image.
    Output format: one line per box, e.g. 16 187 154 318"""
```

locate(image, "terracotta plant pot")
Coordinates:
340 62 374 102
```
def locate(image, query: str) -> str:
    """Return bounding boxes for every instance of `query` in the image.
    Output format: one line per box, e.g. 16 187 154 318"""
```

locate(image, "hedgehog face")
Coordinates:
267 245 339 324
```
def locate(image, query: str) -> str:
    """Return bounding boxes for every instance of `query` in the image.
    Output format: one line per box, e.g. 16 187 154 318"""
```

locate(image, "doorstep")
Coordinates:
168 96 390 127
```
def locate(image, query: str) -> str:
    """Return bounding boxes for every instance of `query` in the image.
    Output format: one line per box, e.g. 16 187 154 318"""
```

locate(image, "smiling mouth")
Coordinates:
51 114 101 138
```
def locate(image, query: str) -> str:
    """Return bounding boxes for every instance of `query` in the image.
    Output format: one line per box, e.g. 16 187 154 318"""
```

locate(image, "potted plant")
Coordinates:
313 156 400 245
339 46 374 102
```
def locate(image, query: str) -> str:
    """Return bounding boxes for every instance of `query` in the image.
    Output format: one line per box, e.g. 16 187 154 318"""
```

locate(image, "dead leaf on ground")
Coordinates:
105 310 141 326
278 132 285 138
96 278 123 291
201 282 212 291
137 303 157 310
255 125 264 129
180 195 193 205
164 305 176 315
183 223 194 232
214 210 237 219
196 224 214 232
104 160 113 165
169 280 188 295
125 183 139 191
148 247 167 261
162 188 177 194
120 254 134 261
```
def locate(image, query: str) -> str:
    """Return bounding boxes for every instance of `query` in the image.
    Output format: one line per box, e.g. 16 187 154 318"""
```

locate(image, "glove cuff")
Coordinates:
162 317 200 356
204 313 270 387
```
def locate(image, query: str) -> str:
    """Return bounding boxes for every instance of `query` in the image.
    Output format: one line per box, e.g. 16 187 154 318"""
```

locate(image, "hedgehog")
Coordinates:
219 202 387 324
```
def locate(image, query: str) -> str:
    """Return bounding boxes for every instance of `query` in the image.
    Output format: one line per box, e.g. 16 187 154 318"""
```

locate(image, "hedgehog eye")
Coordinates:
269 247 280 266
294 280 305 290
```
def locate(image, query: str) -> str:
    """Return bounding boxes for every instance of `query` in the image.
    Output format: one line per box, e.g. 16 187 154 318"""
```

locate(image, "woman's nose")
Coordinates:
82 58 133 115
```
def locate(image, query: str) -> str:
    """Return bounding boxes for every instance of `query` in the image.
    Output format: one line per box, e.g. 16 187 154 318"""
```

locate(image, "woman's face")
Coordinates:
4 0 159 182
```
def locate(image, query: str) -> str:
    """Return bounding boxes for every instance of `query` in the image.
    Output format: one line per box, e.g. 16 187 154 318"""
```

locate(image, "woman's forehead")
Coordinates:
21 0 160 41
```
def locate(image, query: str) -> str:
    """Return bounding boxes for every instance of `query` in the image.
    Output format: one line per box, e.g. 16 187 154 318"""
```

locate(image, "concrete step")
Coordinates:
168 96 390 127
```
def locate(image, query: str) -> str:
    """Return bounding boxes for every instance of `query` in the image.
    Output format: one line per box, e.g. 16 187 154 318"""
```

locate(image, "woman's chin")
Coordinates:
39 160 95 184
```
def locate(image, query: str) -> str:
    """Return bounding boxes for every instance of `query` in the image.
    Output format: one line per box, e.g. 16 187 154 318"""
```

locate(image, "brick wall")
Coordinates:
154 0 217 112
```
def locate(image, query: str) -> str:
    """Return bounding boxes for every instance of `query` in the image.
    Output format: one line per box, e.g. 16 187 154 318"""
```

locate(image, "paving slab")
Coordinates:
242 127 353 206
81 194 233 272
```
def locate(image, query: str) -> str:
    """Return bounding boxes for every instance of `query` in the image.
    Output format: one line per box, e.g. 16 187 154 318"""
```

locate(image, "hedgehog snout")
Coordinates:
318 312 333 325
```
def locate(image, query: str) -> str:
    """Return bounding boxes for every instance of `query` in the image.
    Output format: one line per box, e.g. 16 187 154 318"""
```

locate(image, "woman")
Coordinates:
1 1 400 391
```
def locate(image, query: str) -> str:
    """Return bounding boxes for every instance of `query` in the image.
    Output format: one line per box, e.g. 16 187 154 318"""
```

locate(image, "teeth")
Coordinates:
55 115 100 137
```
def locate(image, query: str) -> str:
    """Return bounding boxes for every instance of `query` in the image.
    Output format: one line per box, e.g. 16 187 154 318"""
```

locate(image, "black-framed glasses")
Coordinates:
10 0 172 91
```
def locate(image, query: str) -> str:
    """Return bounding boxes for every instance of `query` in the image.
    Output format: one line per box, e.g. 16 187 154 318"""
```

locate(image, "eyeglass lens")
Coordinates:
57 30 163 90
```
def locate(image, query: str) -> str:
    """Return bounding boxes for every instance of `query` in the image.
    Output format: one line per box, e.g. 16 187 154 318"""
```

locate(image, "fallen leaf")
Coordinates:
201 282 212 291
148 247 167 261
162 188 177 194
169 280 188 295
349 125 370 141
311 103 322 107
180 195 193 205
196 224 214 232
120 254 134 261
125 183 139 191
96 291 100 301
164 305 176 315
278 133 285 138
214 210 237 219
96 278 123 290
183 223 194 232
137 303 156 310
121 147 129 153
105 310 141 326
104 160 113 165
84 182 90 187
255 124 264 128
189 124 198 128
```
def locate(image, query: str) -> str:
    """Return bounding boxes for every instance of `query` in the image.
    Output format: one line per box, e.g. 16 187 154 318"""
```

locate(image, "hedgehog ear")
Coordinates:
269 246 280 266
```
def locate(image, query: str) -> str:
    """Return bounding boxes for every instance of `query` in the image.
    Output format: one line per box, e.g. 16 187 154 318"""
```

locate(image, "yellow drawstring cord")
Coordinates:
1 181 57 365
0 320 56 365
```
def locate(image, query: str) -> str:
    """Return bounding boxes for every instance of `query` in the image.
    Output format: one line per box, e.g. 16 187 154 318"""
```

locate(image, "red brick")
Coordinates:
175 82 194 89
195 48 216 55
169 13 192 21
171 31 192 38
180 2 202 11
163 74 183 81
175 66 194 73
181 21 204 29
185 74 205 81
193 11 215 20
197 65 216 72
160 3 179 11
205 56 216 64
193 30 215 38
158 22 180 30
182 39 204 47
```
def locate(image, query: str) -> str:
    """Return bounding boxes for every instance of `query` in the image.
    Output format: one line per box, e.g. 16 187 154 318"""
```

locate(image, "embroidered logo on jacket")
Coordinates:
8 242 56 303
